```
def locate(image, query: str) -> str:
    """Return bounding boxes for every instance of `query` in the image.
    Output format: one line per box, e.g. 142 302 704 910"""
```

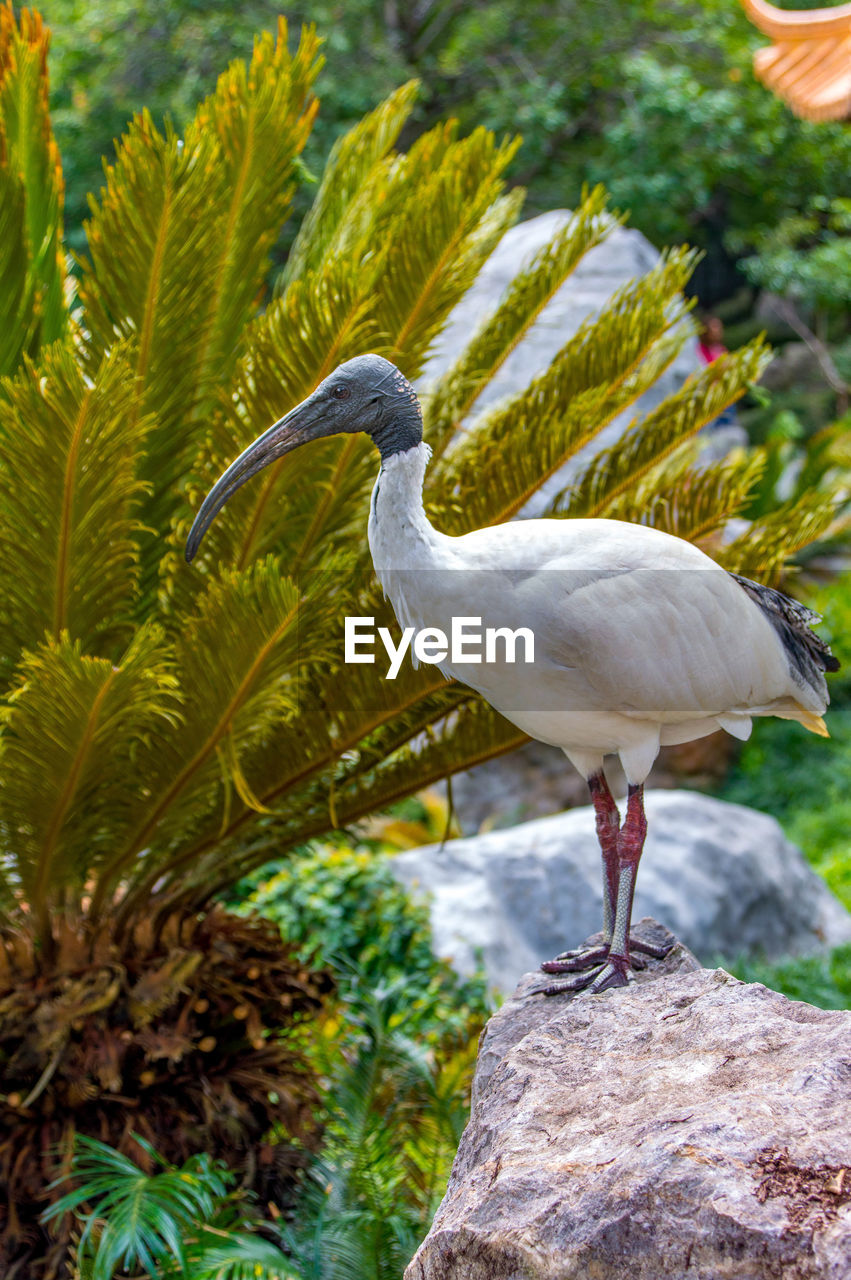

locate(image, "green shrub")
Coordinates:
725 945 851 1012
245 840 491 1044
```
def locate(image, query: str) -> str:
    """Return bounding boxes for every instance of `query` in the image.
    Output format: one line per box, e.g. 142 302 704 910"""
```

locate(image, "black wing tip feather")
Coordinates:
730 571 840 676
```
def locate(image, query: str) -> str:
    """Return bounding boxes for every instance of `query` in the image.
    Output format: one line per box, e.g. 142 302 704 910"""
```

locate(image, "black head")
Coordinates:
185 354 423 563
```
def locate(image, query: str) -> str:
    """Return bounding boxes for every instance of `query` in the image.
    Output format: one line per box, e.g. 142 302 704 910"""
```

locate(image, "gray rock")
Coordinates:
474 919 700 1104
406 951 851 1280
418 210 702 513
390 791 851 992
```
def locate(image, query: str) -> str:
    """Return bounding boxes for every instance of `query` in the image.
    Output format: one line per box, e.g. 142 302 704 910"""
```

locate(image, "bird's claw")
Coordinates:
629 936 672 960
587 958 633 993
531 965 607 996
540 944 609 974
534 955 634 997
537 932 672 997
540 932 672 979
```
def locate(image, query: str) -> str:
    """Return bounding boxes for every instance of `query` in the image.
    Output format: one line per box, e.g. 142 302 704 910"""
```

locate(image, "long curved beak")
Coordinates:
185 394 325 563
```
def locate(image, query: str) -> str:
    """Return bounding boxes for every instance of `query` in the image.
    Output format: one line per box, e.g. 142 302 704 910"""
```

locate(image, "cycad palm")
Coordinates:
0 7 839 1277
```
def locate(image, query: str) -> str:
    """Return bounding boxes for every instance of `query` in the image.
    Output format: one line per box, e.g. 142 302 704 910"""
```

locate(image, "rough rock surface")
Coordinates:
390 791 851 992
406 925 851 1280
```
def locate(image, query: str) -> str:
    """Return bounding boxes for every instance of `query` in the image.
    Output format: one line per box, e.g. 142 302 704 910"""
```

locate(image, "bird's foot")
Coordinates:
535 930 674 997
540 944 609 974
540 932 671 977
630 936 672 961
534 952 634 997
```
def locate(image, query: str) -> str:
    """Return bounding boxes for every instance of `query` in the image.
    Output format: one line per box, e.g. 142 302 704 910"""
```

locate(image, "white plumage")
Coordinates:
368 442 827 787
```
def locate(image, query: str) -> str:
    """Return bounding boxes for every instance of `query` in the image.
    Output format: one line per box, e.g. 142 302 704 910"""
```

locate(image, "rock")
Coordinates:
474 919 700 1102
406 943 851 1279
390 791 851 993
418 210 702 513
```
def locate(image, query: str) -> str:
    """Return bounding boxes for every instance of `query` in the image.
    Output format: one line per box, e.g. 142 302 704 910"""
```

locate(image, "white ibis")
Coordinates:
186 354 838 995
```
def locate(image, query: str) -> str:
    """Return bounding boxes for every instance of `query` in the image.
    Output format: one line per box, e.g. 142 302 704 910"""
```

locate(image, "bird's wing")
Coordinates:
525 561 792 721
465 521 819 721
729 573 840 684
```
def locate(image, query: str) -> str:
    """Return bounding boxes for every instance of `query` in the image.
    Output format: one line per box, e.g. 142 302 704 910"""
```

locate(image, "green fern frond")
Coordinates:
0 163 38 375
426 249 699 532
422 185 617 459
718 490 840 586
601 446 766 544
181 20 321 408
0 627 176 940
560 339 772 519
0 342 150 674
0 4 66 354
280 79 420 289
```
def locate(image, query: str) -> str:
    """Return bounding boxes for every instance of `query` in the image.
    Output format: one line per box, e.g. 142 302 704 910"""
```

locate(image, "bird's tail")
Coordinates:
790 704 830 737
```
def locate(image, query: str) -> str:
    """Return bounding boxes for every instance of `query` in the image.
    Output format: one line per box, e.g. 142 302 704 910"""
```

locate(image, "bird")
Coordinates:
186 353 839 996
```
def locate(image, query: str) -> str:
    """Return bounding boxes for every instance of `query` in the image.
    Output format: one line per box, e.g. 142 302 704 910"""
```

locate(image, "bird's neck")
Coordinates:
368 442 443 578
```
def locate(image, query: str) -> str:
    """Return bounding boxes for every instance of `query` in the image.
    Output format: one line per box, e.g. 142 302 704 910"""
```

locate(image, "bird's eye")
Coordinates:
331 385 351 401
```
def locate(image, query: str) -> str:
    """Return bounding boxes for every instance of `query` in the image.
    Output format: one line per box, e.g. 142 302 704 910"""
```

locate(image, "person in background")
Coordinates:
699 314 727 365
699 314 738 430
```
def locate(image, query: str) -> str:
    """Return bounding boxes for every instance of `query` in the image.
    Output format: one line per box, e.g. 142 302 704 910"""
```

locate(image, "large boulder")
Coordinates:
390 791 851 993
406 932 851 1280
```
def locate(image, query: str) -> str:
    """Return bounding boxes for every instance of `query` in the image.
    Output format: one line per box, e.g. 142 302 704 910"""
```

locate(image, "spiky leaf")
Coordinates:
0 3 66 363
0 342 150 674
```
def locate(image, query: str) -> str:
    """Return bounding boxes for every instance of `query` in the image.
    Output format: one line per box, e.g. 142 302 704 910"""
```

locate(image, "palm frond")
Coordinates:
183 1233 302 1280
92 560 339 915
45 1133 230 1280
601 445 766 545
76 116 225 540
559 339 772 519
0 4 66 355
0 342 150 675
0 627 176 945
205 697 526 896
181 20 321 410
718 490 841 586
422 184 617 460
0 164 39 375
77 27 319 581
280 79 420 289
426 249 699 532
374 124 522 372
186 111 522 578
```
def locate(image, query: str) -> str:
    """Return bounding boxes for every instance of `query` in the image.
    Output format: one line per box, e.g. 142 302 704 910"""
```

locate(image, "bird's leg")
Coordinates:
592 771 620 942
540 772 620 979
537 779 672 996
587 783 647 993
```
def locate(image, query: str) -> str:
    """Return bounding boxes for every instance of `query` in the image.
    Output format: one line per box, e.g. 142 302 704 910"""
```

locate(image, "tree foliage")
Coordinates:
36 0 851 295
